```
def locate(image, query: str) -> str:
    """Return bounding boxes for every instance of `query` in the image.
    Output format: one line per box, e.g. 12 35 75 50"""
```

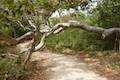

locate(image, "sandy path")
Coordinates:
30 51 108 80
17 41 108 80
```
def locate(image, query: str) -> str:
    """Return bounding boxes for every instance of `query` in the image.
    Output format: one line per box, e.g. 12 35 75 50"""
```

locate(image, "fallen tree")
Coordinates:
1 20 120 64
34 20 120 51
51 20 120 38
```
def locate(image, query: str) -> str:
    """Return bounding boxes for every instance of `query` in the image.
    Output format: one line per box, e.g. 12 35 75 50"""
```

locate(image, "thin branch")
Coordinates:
17 21 24 28
17 21 31 30
28 20 37 31
16 31 34 43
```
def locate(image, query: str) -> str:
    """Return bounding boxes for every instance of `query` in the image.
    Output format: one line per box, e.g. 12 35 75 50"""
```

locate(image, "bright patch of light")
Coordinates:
51 0 98 18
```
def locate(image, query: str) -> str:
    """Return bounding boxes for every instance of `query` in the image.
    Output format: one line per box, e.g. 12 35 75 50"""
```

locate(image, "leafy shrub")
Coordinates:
0 44 26 80
0 54 26 80
46 28 105 52
46 13 115 52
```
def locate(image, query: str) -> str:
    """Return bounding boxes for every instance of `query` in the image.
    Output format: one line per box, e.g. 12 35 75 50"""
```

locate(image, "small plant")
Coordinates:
0 46 26 80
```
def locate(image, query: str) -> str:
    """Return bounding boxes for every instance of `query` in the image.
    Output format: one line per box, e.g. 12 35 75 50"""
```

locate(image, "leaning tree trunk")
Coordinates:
23 31 38 64
34 20 120 52
16 20 120 64
23 19 39 64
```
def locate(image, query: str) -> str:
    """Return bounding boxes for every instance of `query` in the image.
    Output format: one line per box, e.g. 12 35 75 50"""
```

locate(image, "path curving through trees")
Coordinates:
17 41 108 80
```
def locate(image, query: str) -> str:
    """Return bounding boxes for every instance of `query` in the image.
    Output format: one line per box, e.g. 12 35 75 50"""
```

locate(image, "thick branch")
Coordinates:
18 20 120 64
52 20 120 38
52 20 104 33
28 20 37 30
103 28 120 38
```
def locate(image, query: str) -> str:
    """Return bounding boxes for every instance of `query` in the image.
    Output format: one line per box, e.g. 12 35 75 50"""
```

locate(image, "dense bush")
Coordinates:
0 56 25 80
0 44 26 80
46 13 113 52
46 28 106 52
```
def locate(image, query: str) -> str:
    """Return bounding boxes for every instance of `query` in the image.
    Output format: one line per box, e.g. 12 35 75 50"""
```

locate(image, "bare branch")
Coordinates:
23 19 38 64
28 20 37 30
53 27 63 34
51 20 120 38
17 21 31 30
16 31 34 43
18 21 24 28
35 34 46 51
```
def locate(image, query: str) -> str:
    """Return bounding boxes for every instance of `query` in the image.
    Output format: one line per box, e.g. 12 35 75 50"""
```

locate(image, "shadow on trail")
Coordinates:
17 41 108 80
27 51 108 80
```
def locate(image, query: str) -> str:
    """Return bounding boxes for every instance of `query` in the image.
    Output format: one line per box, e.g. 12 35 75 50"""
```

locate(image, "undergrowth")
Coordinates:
0 44 26 80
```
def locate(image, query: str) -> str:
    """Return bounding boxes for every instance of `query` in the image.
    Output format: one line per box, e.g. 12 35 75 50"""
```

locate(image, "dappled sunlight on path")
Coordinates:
17 41 108 80
30 51 108 80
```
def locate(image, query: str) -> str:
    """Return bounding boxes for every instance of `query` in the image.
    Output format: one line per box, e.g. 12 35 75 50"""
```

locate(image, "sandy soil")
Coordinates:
18 41 108 80
26 51 108 80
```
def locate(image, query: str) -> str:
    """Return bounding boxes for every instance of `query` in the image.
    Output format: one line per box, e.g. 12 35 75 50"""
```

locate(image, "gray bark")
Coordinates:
1 20 120 64
33 20 120 51
51 20 120 38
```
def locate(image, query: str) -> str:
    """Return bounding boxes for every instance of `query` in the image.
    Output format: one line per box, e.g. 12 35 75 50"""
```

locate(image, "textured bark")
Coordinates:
34 20 120 51
51 20 120 38
11 20 120 47
119 40 120 53
1 20 120 64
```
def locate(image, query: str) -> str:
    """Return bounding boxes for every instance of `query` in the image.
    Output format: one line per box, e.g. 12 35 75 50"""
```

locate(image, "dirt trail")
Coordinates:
29 51 107 80
18 41 108 80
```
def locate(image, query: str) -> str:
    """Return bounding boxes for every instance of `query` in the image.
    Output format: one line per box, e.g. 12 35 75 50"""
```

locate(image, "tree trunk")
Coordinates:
23 19 38 64
118 39 120 53
23 31 37 64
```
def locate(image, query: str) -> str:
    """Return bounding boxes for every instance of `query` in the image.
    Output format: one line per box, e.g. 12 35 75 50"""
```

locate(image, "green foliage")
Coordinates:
0 40 26 80
47 11 118 52
0 56 25 80
47 13 103 52
94 0 120 28
46 28 81 51
0 1 92 79
0 0 91 38
91 0 120 51
46 29 105 52
0 43 25 80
